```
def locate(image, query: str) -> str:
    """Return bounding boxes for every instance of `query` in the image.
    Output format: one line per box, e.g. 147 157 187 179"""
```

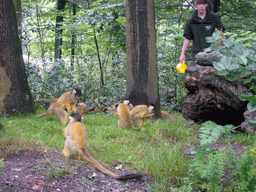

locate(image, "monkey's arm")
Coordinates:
65 102 72 114
63 127 67 138
71 104 77 113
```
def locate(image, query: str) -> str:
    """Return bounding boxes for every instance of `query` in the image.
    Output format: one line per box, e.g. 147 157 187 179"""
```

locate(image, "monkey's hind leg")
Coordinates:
62 138 72 158
54 108 69 124
36 111 53 118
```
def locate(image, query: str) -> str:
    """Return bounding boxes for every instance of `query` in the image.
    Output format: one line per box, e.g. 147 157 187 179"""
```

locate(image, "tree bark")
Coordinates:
0 0 34 117
54 0 67 60
210 0 220 13
182 59 248 126
13 0 22 37
125 0 161 117
71 3 76 71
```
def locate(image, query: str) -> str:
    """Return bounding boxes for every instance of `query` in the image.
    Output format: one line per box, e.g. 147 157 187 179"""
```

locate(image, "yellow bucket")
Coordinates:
176 60 187 73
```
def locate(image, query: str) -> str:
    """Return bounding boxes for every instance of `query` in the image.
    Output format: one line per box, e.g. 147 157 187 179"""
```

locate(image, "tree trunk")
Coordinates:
54 0 67 60
0 0 34 117
125 0 161 117
13 0 22 37
210 0 220 13
71 3 76 72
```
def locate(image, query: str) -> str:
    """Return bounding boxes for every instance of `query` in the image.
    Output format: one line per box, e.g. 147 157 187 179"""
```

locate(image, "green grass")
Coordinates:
0 110 255 191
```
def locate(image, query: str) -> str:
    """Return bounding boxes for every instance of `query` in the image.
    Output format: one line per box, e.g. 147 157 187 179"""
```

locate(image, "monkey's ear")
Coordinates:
123 100 130 105
73 90 77 95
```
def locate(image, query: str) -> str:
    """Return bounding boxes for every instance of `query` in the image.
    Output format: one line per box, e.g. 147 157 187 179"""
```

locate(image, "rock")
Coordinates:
195 48 222 66
240 110 256 133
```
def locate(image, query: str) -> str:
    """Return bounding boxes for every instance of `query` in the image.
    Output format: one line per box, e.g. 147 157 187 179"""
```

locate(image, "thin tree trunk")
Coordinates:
71 3 76 71
94 30 104 86
54 0 67 60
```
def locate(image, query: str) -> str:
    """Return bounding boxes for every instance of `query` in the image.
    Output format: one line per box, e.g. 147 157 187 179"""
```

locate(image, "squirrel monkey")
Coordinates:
36 88 82 124
76 103 96 115
116 100 133 129
35 98 57 118
62 113 143 180
161 111 172 120
215 29 225 46
130 105 154 128
36 99 93 117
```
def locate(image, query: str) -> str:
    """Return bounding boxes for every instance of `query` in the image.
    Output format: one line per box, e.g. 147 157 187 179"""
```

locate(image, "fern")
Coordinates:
199 121 234 146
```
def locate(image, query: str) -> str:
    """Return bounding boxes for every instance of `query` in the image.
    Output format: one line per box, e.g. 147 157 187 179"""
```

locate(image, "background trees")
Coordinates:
17 0 256 109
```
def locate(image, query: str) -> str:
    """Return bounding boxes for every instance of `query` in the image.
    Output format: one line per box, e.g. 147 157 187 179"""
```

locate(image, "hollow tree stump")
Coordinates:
182 49 248 126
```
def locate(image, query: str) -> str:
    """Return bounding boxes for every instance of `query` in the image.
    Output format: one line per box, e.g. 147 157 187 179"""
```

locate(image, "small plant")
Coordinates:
0 158 4 176
198 121 233 146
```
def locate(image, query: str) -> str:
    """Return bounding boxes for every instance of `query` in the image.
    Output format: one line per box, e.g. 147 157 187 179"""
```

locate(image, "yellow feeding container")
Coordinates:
176 60 187 73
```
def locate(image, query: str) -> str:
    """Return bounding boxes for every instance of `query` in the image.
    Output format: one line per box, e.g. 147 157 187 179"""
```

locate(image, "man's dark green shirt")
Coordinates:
183 10 225 56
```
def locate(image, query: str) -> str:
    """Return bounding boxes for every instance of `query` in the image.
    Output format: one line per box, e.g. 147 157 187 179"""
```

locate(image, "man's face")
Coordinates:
195 3 208 13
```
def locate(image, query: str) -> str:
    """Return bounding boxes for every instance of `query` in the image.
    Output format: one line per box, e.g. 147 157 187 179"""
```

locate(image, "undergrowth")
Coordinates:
0 110 255 191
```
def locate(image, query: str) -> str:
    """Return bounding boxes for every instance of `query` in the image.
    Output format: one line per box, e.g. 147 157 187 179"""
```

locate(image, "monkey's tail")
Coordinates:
141 113 154 119
34 98 57 102
81 150 144 180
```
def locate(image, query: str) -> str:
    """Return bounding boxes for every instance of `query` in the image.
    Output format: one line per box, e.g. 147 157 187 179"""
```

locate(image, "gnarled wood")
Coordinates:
182 57 248 125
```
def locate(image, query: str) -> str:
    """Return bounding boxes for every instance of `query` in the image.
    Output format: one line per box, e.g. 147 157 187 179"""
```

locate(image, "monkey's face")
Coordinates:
69 116 75 123
148 106 155 113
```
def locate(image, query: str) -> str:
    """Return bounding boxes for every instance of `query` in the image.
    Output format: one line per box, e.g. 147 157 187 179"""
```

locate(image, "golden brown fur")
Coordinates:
36 88 81 124
215 29 225 46
62 113 143 180
130 105 154 128
116 101 132 129
35 98 57 118
161 111 172 120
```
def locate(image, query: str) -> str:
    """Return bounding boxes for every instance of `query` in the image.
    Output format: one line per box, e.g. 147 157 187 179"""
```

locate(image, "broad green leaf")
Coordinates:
223 37 235 48
239 55 248 65
219 48 232 57
226 73 236 81
213 61 225 71
246 119 256 126
210 43 221 51
206 36 215 43
247 101 256 112
235 42 247 52
243 78 252 84
239 92 254 101
249 84 256 91
217 70 229 76
249 97 256 104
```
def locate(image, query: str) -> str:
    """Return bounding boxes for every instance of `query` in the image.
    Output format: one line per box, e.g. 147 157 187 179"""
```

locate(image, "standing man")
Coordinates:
179 0 225 63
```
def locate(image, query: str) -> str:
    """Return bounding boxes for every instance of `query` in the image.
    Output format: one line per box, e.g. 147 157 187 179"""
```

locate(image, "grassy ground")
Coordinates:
0 110 255 191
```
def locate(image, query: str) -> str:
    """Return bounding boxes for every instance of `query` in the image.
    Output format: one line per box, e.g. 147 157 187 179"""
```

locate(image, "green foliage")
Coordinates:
179 119 256 191
0 111 201 191
199 121 233 146
0 158 4 176
208 31 256 116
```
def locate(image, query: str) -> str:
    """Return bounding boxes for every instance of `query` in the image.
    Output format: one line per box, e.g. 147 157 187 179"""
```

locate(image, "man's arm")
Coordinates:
179 38 191 63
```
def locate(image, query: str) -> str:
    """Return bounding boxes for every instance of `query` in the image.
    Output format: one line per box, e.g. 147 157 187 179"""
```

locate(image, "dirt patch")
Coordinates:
0 150 152 192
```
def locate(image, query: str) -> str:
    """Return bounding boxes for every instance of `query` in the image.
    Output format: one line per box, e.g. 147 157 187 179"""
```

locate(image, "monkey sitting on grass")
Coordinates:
62 113 144 180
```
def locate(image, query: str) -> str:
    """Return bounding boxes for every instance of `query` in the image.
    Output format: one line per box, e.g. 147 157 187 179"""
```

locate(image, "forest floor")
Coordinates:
0 136 246 192
0 149 152 192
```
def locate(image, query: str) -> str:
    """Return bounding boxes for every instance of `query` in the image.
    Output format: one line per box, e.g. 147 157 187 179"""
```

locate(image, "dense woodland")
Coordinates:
19 0 255 109
0 1 256 191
